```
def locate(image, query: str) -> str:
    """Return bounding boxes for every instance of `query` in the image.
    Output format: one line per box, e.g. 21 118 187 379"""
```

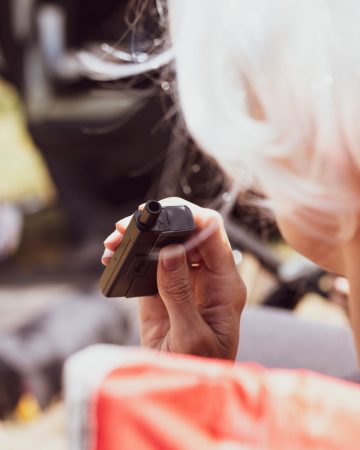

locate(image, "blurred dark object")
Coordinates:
0 287 139 419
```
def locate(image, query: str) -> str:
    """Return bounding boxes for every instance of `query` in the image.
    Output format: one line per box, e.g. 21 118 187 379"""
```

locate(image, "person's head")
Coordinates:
167 0 360 362
168 0 360 261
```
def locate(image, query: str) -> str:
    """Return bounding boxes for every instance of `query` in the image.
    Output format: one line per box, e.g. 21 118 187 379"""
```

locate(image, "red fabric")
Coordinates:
94 351 360 450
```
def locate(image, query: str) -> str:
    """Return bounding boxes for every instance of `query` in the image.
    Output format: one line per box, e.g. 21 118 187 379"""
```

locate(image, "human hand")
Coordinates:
102 198 246 360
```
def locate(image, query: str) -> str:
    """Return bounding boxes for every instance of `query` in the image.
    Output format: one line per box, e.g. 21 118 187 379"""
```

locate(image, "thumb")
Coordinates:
157 244 199 328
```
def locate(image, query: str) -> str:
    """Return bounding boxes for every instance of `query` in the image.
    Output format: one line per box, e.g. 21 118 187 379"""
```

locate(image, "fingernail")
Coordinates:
104 230 120 245
161 245 184 271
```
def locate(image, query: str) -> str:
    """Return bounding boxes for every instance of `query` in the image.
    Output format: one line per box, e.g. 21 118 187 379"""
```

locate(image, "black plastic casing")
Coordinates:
100 203 196 298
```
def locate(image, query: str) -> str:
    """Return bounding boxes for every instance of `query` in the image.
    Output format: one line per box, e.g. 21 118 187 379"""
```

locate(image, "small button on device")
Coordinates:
134 260 147 274
129 256 148 277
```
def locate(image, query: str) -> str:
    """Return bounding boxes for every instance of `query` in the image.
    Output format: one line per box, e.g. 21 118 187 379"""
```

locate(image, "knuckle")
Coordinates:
163 277 192 303
116 215 131 229
115 223 123 232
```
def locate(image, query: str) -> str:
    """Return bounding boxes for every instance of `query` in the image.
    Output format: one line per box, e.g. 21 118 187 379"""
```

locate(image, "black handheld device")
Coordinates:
100 200 196 298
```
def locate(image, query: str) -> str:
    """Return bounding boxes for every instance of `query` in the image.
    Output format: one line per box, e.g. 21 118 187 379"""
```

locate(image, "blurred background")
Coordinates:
0 1 351 449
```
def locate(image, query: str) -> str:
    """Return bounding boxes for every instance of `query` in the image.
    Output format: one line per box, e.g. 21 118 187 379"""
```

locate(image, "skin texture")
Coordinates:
277 214 360 364
102 198 246 360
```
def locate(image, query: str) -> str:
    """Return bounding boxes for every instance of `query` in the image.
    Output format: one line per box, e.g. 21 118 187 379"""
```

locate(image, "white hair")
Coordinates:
168 0 360 239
